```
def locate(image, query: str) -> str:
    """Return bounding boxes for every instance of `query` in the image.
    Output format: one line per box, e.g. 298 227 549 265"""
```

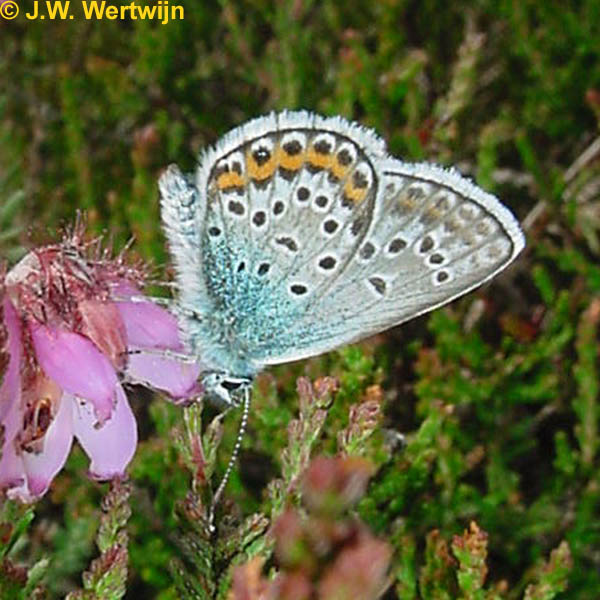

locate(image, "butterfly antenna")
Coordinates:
209 386 251 530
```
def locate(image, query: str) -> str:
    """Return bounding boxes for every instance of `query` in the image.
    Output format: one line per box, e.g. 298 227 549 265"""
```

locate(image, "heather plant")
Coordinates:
1 1 600 598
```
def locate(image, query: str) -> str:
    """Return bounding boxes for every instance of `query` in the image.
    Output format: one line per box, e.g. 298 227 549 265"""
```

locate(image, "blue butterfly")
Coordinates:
160 111 524 408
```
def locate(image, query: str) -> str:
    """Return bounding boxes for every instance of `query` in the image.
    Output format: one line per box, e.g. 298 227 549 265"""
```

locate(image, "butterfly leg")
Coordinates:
110 293 174 307
112 293 206 324
122 347 198 364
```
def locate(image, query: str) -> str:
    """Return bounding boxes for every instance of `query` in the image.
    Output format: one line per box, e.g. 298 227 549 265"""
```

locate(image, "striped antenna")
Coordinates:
209 386 251 531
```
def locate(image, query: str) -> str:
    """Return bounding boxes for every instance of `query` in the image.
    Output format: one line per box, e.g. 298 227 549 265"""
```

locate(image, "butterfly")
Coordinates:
159 111 524 409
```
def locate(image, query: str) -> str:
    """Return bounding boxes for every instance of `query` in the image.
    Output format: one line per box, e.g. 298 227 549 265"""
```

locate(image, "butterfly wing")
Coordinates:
160 111 524 374
160 111 388 375
258 158 525 364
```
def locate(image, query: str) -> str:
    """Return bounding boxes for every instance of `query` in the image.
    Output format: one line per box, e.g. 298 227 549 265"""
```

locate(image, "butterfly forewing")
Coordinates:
165 113 387 374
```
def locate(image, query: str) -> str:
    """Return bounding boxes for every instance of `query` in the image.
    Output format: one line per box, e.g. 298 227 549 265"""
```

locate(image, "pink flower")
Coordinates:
0 225 201 502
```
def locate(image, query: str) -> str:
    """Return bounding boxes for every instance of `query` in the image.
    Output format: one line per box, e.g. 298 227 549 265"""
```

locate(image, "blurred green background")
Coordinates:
1 0 600 598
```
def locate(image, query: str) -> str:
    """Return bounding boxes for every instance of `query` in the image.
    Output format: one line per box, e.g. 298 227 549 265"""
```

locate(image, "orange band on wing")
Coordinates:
247 152 277 181
343 180 368 205
330 160 351 180
276 146 305 172
306 148 334 170
217 171 245 190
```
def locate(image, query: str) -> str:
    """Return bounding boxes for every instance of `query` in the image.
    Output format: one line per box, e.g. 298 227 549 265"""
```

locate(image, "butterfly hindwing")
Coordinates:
257 158 524 364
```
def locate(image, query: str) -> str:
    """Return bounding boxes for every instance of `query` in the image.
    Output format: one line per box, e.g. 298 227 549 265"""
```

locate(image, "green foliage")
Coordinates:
168 401 269 598
1 0 600 597
0 189 24 264
66 480 132 600
0 500 47 599
268 377 337 517
524 542 572 600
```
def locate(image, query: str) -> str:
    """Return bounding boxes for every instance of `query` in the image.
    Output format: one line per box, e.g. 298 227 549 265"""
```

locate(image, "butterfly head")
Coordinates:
200 372 253 408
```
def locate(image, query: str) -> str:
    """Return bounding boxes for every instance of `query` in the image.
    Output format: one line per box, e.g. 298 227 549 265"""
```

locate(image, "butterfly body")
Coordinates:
160 111 525 406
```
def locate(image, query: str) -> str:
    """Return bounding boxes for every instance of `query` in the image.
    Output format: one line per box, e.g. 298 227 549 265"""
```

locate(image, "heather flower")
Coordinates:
0 225 201 502
302 456 373 516
316 533 391 599
231 455 391 599
272 509 316 573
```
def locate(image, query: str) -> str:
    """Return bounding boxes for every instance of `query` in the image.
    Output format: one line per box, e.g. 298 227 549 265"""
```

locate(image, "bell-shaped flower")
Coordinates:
0 226 201 502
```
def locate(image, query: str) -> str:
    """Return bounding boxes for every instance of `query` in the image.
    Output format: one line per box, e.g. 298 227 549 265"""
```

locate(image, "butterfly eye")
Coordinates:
252 147 271 165
221 380 244 392
352 168 370 189
248 137 276 183
279 133 307 180
281 132 306 153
